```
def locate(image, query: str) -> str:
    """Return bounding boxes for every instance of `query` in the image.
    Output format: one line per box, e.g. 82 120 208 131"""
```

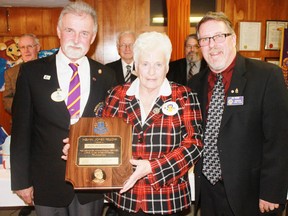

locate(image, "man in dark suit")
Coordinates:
189 12 288 216
167 34 207 86
106 31 137 84
10 2 116 216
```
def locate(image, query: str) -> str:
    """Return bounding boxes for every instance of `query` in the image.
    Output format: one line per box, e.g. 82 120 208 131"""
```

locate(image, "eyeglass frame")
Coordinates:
118 43 133 49
18 44 39 50
198 33 232 47
185 44 200 50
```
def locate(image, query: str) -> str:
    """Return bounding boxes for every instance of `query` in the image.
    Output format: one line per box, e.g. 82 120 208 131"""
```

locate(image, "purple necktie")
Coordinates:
67 63 80 118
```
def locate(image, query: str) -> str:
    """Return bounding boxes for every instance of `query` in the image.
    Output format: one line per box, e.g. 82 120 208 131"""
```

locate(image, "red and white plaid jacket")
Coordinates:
103 81 203 214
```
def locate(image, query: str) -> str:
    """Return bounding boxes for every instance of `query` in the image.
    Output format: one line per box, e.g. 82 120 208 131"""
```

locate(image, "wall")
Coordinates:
0 0 287 133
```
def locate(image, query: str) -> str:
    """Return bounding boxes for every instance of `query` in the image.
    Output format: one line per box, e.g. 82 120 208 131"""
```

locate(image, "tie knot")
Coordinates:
190 62 195 68
216 73 223 82
126 65 131 71
69 63 79 72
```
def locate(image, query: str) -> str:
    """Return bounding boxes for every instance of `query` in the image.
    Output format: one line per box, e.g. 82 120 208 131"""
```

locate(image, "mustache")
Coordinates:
66 41 84 50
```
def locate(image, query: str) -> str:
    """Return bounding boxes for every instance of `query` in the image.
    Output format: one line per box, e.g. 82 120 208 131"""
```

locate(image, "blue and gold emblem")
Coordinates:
94 120 108 134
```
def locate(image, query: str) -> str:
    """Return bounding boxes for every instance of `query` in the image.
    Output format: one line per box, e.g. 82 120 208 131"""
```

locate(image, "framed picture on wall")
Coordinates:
265 20 288 50
264 57 280 66
239 22 261 51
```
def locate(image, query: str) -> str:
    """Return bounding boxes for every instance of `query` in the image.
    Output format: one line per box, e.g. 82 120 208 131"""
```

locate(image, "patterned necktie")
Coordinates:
67 63 80 118
202 74 225 185
125 65 131 82
187 62 195 81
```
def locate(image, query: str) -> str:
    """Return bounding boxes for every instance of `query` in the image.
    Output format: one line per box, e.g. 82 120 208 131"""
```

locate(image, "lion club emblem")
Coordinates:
94 121 108 134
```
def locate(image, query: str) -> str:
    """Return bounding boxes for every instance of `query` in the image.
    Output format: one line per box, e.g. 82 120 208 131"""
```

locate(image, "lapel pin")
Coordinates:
98 69 102 74
235 88 239 94
152 107 160 114
43 75 51 80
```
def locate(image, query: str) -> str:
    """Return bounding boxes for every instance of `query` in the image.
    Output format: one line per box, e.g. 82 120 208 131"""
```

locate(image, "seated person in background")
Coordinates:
167 34 207 86
106 31 137 84
3 33 40 114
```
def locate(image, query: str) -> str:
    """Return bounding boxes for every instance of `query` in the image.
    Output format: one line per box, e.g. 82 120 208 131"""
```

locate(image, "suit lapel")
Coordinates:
82 58 101 117
142 96 169 131
46 55 71 119
221 55 247 129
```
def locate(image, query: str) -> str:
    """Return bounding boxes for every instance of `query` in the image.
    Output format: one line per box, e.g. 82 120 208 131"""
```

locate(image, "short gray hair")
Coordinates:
18 34 40 46
184 33 198 47
116 31 136 46
133 31 172 66
58 1 98 33
196 11 235 37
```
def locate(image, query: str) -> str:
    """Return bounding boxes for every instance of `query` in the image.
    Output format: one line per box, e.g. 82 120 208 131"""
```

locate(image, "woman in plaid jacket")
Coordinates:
102 32 203 216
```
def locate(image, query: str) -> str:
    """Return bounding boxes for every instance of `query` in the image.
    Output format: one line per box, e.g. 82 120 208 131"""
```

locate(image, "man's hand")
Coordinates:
120 159 152 194
259 199 279 213
61 138 70 160
15 187 34 205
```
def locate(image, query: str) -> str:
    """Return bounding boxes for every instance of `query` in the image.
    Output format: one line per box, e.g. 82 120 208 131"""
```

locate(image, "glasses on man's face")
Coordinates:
198 33 232 47
118 44 133 50
185 45 200 50
18 44 38 51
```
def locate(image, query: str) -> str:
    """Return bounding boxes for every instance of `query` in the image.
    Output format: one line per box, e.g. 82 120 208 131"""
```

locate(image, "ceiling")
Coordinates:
0 0 71 7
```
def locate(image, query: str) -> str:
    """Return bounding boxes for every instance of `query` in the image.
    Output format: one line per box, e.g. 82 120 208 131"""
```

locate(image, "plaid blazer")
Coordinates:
103 81 203 214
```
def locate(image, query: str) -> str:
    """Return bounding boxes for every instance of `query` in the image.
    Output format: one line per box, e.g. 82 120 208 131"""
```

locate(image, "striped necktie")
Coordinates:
125 65 131 82
187 62 195 81
67 63 80 118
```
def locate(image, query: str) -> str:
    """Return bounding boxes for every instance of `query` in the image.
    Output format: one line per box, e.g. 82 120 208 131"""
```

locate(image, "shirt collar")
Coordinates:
121 59 134 68
57 48 86 66
126 78 171 98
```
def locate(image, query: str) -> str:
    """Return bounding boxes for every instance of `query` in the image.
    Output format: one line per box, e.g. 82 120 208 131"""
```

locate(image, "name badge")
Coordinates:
227 96 244 106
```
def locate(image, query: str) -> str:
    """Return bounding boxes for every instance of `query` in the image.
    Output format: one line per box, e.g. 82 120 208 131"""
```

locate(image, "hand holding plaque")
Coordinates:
65 117 132 189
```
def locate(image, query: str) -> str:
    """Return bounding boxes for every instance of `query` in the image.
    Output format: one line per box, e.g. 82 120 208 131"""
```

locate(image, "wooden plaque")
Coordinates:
65 117 133 190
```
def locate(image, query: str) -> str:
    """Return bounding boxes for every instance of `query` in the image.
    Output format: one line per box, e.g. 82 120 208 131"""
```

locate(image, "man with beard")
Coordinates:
167 34 207 86
10 1 116 216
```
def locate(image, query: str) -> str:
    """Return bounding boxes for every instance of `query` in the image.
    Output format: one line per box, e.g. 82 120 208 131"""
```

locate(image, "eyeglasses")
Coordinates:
185 45 200 50
198 33 232 47
118 44 133 49
18 44 38 50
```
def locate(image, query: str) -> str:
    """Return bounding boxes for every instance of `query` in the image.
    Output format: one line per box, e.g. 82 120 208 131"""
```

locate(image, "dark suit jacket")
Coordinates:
189 54 288 216
10 54 117 207
106 59 137 84
167 58 207 86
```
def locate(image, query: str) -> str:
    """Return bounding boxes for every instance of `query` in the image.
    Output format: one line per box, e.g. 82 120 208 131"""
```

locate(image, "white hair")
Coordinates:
133 31 172 67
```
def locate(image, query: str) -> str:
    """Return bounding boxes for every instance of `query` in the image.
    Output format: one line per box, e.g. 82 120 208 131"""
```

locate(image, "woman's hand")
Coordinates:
61 138 70 161
120 159 152 194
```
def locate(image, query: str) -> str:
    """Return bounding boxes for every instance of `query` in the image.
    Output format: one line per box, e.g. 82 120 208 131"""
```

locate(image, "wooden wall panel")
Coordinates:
0 8 8 34
0 0 287 134
8 8 27 35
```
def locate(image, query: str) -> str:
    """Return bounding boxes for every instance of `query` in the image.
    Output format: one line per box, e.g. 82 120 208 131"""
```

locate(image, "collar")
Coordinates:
126 78 171 98
57 48 86 66
121 59 134 68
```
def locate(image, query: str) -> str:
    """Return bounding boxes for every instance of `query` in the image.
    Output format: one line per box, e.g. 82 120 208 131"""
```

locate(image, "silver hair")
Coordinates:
116 31 136 46
133 31 172 67
57 1 98 33
18 33 40 45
